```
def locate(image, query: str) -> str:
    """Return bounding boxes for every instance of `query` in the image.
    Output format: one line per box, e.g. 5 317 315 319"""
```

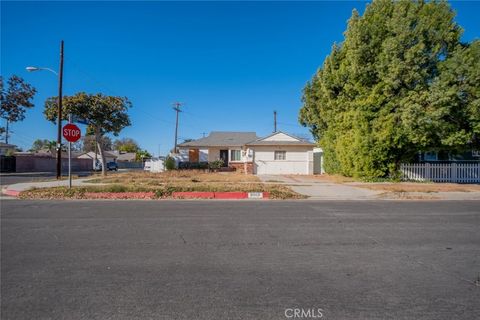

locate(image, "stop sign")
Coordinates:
62 123 81 142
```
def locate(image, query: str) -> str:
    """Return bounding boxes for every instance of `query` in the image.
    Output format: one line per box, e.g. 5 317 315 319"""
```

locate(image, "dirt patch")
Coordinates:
377 192 441 200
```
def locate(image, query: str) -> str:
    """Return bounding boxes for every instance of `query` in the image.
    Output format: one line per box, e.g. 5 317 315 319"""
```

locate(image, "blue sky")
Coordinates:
2 1 479 155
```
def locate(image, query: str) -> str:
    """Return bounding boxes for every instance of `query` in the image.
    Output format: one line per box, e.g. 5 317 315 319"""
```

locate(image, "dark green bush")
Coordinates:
208 160 224 170
165 156 176 170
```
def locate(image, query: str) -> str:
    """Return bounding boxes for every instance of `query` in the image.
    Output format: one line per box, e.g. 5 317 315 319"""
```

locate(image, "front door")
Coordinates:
219 150 228 167
189 149 199 163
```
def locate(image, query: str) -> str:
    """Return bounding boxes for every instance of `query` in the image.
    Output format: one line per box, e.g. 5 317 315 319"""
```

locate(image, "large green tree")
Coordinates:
0 75 37 143
299 0 478 178
44 92 131 175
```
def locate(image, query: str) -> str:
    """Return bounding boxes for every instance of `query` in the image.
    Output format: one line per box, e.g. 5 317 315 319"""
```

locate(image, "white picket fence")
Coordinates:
400 163 480 183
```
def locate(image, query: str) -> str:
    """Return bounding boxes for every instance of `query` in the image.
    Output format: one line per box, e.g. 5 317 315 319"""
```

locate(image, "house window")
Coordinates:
230 149 241 161
472 150 480 158
274 150 286 160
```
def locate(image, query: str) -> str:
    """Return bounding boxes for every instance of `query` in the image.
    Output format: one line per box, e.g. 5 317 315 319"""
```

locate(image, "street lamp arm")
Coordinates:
26 66 58 75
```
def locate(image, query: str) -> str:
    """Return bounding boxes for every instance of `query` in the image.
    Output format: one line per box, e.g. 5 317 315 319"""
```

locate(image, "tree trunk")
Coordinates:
5 119 9 144
95 128 107 176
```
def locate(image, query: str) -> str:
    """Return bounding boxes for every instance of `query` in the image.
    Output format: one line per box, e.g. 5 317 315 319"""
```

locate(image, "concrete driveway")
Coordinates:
258 175 382 200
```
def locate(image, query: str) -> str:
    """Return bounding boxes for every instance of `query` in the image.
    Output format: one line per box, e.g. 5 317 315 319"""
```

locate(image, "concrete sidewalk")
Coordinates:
258 175 480 200
1 178 103 197
258 175 382 200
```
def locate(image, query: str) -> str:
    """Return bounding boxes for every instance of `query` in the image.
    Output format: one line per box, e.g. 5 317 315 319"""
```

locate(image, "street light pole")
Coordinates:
26 40 64 179
56 40 64 180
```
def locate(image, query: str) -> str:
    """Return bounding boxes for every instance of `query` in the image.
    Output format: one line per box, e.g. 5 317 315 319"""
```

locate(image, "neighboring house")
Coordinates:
419 150 480 162
178 131 317 174
77 151 118 166
114 151 137 162
0 142 17 156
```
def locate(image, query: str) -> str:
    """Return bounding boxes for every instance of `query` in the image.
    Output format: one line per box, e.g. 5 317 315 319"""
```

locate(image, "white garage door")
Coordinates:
255 160 307 175
253 147 312 175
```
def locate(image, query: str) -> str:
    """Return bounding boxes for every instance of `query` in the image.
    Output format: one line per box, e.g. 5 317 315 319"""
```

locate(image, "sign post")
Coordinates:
68 115 72 188
62 121 81 188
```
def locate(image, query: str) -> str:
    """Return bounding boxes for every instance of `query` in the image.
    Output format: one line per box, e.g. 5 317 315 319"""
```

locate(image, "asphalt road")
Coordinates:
0 170 128 186
1 200 479 320
0 172 94 186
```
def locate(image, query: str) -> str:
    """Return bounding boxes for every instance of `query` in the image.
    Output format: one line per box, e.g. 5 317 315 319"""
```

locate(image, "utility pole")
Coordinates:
172 102 182 153
56 40 64 180
273 110 277 132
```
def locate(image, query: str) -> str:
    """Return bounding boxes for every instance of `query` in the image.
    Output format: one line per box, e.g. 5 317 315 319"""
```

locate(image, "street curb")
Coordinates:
2 189 271 200
173 192 270 199
2 188 20 197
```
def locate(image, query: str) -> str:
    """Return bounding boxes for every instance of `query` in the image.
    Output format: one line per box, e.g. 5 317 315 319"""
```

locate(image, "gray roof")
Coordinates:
116 152 136 161
179 131 258 147
245 140 315 146
246 131 315 146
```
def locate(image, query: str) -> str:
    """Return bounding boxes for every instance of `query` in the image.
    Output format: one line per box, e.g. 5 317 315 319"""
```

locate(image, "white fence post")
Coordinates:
451 163 457 183
425 163 431 181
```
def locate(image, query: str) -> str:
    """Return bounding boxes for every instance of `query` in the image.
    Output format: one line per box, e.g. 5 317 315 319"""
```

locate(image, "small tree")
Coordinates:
0 75 37 143
30 139 57 153
44 92 131 176
135 149 152 161
113 137 139 153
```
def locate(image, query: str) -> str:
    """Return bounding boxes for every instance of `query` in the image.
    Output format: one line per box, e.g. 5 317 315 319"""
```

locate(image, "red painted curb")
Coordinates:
3 189 20 197
172 191 270 199
214 192 248 199
172 192 215 199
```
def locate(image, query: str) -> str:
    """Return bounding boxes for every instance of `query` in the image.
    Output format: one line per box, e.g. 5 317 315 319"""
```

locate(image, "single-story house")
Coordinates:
178 131 318 175
77 151 118 166
112 151 137 162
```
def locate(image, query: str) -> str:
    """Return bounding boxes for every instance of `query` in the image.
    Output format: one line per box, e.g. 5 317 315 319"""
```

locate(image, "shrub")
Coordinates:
178 161 209 170
208 160 224 170
165 156 176 170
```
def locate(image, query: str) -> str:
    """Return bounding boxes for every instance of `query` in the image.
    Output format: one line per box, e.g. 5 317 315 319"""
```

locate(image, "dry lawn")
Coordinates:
308 174 357 183
18 170 304 199
87 170 260 185
308 173 480 193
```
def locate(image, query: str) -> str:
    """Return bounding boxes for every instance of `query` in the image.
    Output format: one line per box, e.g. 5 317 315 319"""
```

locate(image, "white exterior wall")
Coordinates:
253 146 313 175
208 148 220 162
199 149 208 162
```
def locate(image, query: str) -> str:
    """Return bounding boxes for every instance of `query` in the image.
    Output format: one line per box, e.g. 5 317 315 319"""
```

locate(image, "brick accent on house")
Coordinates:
229 162 253 174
